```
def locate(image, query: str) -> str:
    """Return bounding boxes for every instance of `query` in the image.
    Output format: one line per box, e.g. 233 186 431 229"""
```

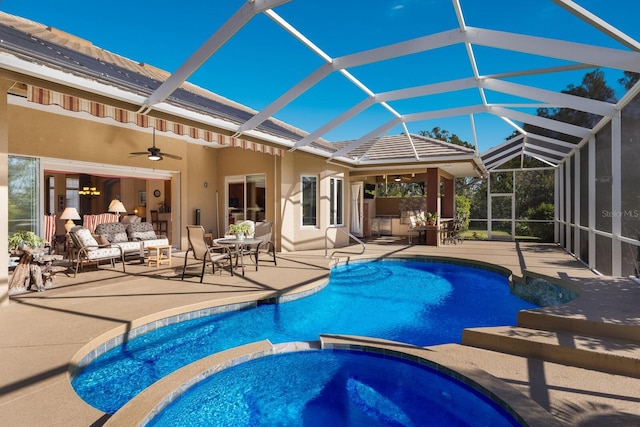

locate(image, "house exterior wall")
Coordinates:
280 150 350 252
6 95 351 256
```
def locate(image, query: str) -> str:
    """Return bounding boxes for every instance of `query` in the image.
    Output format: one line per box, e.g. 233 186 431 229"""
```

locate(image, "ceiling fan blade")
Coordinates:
129 152 148 156
161 152 183 160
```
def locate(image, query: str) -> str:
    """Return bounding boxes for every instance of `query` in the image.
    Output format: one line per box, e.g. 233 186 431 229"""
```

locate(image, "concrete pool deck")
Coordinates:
1 239 639 426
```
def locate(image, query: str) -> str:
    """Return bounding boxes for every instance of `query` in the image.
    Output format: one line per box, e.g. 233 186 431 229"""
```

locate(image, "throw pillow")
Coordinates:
75 228 99 250
96 235 110 246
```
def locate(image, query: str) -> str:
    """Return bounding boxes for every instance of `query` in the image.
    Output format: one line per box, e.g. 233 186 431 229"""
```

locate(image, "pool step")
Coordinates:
461 326 640 378
517 309 640 343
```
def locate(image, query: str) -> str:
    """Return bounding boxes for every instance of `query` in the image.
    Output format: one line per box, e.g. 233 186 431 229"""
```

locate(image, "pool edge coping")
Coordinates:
70 255 581 423
105 335 561 427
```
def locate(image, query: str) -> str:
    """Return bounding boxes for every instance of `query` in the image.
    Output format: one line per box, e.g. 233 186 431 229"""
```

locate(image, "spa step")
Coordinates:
461 326 640 378
517 309 640 343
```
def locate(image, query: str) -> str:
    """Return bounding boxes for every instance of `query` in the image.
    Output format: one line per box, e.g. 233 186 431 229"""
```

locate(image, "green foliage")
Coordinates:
524 202 555 242
375 182 425 198
619 71 640 91
528 69 616 140
419 127 474 150
455 194 470 231
228 222 252 236
9 231 45 251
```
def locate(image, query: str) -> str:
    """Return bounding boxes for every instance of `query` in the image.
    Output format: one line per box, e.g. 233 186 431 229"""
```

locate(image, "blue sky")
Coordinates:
1 0 638 152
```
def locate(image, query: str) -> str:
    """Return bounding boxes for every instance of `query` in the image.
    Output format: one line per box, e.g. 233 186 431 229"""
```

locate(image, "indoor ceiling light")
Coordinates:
78 186 100 196
147 151 162 161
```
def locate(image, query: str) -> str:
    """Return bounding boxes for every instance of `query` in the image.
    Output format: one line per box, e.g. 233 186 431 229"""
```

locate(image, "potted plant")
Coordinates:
228 222 252 240
9 231 45 251
426 212 439 226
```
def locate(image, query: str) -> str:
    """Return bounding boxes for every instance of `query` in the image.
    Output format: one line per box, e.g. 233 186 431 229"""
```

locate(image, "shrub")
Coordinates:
525 202 555 242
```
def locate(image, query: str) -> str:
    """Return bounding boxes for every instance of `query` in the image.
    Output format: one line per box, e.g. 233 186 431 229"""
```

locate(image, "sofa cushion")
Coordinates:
95 223 129 243
130 230 157 241
112 241 142 254
126 222 158 241
84 246 122 260
73 227 99 251
141 238 170 249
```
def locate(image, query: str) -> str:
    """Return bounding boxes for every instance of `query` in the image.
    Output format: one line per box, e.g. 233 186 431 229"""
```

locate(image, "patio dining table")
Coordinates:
215 237 263 275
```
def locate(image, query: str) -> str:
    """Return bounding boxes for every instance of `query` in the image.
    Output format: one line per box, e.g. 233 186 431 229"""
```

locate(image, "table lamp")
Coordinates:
60 207 81 233
108 199 127 219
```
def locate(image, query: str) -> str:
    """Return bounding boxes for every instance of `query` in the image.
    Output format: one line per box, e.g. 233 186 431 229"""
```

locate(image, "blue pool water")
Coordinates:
148 350 520 427
72 259 537 414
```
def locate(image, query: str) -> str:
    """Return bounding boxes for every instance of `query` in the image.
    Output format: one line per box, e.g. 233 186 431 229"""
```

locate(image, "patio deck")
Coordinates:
1 240 639 426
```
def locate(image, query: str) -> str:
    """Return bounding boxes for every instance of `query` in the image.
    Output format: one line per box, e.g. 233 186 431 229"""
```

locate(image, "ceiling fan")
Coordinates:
393 174 412 182
129 127 182 161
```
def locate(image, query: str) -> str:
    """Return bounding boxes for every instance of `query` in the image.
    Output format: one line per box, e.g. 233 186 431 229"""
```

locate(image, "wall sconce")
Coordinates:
60 207 81 233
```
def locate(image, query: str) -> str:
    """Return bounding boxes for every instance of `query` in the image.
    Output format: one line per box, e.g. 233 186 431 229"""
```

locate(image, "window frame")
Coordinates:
301 175 318 228
329 176 344 226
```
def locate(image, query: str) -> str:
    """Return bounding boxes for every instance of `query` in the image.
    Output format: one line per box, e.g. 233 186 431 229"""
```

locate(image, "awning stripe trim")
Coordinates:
27 86 283 157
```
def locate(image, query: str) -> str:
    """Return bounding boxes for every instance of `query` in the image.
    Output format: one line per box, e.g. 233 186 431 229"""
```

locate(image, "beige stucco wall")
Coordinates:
216 146 279 244
7 101 220 251
280 150 350 252
5 93 352 255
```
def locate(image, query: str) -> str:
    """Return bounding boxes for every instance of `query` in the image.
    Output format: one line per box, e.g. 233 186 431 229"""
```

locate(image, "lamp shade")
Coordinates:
60 207 81 220
108 199 127 214
60 207 81 233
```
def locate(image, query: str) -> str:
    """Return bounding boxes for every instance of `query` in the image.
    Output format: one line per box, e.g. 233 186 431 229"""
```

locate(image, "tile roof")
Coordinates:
0 11 484 174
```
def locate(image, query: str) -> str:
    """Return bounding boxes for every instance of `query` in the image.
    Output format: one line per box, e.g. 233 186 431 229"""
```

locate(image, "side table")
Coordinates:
148 244 172 268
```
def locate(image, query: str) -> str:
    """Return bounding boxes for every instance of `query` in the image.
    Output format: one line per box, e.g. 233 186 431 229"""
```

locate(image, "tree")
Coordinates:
619 71 640 91
419 127 475 150
527 69 616 141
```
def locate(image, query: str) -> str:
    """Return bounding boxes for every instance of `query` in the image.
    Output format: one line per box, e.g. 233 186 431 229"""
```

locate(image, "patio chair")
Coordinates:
246 221 277 269
182 225 235 282
407 215 425 244
43 214 56 254
68 226 125 277
442 220 464 245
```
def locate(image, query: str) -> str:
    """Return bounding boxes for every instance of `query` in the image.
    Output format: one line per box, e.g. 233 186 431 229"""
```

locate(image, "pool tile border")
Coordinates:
69 301 257 378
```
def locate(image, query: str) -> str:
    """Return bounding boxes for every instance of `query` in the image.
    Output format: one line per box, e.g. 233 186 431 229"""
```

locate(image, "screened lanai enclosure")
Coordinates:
3 0 640 281
479 93 640 277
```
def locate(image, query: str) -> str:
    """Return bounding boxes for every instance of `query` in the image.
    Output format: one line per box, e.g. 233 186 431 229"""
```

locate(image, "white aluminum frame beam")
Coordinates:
139 0 291 114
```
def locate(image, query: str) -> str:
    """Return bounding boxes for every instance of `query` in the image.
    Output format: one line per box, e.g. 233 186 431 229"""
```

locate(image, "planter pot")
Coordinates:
235 233 245 241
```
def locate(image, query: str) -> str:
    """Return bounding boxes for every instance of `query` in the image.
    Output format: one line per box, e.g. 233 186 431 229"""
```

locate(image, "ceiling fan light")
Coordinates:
394 175 401 182
148 153 162 161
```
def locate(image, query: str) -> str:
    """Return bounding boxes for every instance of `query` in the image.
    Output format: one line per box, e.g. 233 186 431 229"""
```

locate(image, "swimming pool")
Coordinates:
147 349 521 426
72 258 537 414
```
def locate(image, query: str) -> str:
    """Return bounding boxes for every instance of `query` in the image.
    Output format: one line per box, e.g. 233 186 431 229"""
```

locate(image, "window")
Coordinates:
301 175 317 226
329 177 343 226
226 174 266 226
8 156 39 233
66 177 80 210
47 176 55 215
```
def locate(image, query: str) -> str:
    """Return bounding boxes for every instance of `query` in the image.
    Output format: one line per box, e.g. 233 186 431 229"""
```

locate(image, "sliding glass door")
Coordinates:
226 174 266 227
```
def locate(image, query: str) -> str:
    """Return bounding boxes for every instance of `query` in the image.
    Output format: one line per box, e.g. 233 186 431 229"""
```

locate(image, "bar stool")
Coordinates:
150 210 168 234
